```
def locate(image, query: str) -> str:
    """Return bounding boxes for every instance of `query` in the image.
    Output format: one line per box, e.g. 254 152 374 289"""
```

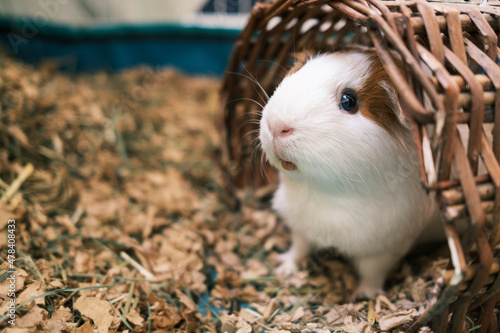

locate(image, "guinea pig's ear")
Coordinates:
288 50 313 75
378 81 411 129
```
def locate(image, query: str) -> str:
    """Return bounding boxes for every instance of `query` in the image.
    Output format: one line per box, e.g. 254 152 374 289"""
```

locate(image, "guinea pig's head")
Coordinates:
259 51 409 185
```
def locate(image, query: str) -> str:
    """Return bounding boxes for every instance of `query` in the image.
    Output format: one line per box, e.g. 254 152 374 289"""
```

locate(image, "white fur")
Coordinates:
259 52 441 298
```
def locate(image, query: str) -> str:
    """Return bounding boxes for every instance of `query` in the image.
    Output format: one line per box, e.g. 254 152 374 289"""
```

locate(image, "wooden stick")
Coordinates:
441 183 495 205
368 300 376 325
119 252 157 282
438 91 496 108
442 259 500 285
122 281 135 319
409 13 499 33
422 126 437 185
457 112 494 124
0 163 34 203
429 174 491 191
444 200 495 221
71 205 85 224
431 74 493 92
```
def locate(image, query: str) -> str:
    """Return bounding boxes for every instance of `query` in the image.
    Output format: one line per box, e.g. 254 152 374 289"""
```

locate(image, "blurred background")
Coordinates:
0 0 258 75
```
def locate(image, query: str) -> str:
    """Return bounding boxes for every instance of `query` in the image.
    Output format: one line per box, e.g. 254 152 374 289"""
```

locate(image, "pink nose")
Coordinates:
280 128 293 137
269 123 294 138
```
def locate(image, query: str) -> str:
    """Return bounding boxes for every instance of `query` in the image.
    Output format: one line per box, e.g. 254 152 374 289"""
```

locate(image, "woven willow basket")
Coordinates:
220 0 500 331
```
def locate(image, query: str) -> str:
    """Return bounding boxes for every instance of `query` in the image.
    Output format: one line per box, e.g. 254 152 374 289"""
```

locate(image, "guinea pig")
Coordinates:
259 50 442 298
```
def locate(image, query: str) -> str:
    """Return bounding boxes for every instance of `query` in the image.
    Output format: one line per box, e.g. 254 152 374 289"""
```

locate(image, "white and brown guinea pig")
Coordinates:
259 50 443 298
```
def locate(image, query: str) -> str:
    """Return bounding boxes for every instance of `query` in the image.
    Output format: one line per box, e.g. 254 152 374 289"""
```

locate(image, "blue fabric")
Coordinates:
0 18 240 76
201 0 258 13
195 269 250 318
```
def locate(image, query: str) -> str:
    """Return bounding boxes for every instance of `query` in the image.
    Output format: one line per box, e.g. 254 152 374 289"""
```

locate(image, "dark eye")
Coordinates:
339 90 359 113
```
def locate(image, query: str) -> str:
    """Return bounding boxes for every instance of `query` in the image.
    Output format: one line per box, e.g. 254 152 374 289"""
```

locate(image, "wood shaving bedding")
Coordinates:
0 51 456 332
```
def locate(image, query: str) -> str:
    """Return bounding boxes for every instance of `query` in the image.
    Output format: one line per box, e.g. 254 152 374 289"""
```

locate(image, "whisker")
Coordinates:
242 128 261 141
227 97 265 110
260 151 271 181
247 137 271 182
246 113 263 119
239 119 261 134
258 59 290 79
241 65 270 101
243 120 262 126
250 136 262 148
251 141 262 164
247 136 270 182
226 106 264 131
226 70 269 103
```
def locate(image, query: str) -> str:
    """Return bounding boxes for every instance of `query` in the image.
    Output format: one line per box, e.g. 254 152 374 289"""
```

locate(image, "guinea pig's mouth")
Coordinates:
270 143 297 171
279 158 297 171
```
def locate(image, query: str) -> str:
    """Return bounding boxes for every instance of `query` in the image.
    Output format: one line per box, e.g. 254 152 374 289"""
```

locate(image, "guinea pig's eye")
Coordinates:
339 90 359 113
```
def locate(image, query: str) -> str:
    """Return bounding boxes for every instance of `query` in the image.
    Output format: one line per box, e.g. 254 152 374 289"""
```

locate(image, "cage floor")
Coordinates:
0 51 474 332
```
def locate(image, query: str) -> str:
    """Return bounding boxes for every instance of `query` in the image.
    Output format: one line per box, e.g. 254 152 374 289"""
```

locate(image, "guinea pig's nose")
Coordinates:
280 128 293 137
269 122 294 138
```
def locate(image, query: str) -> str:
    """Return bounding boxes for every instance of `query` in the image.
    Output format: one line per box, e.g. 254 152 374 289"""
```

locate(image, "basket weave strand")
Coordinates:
220 0 500 331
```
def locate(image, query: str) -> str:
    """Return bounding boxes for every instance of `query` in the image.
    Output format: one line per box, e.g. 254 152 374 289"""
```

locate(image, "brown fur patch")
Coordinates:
287 50 314 75
357 52 407 137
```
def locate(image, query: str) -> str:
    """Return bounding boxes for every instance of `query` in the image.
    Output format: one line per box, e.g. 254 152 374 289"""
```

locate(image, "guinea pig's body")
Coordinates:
259 51 441 298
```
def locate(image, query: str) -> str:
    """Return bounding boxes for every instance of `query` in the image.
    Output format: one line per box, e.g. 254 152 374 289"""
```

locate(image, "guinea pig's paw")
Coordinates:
275 251 297 277
352 283 384 301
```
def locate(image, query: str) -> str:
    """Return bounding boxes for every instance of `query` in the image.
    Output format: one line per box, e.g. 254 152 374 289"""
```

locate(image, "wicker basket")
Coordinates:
220 0 500 331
